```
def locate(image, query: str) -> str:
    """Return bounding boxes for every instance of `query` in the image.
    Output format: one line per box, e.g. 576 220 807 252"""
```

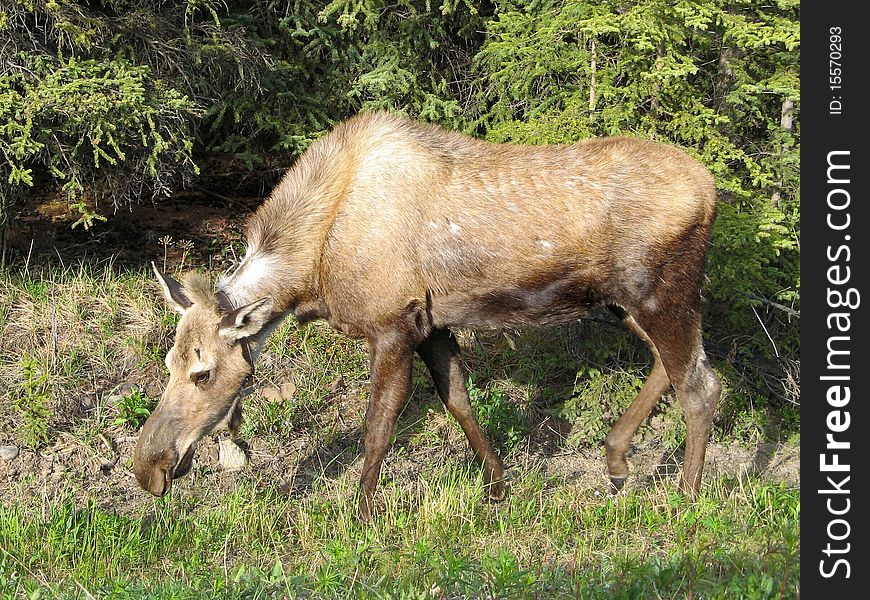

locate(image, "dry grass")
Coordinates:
0 261 166 437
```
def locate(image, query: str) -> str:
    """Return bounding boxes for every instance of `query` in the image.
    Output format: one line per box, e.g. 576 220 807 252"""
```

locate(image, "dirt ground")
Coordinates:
0 190 800 515
0 394 800 517
3 189 261 271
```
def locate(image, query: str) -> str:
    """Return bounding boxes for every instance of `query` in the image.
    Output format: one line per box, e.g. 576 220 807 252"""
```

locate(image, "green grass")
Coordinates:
0 262 800 598
0 471 799 598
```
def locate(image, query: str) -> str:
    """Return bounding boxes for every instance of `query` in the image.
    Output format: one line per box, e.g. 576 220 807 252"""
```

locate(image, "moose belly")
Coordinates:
428 271 602 330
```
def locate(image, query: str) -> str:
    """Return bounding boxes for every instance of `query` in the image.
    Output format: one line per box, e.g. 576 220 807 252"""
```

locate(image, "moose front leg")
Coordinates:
358 332 415 521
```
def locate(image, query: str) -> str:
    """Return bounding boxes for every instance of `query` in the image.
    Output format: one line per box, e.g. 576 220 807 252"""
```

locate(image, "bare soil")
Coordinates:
0 381 799 517
4 188 260 271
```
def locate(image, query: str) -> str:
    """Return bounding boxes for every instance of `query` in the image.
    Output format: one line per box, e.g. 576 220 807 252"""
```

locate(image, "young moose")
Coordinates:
133 112 721 518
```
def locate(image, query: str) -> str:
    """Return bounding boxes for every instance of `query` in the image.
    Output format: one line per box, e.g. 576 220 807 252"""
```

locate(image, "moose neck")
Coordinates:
216 129 350 327
216 203 333 327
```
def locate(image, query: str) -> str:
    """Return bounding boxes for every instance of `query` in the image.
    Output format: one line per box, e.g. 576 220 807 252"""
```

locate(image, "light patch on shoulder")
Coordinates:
448 221 462 235
536 239 555 251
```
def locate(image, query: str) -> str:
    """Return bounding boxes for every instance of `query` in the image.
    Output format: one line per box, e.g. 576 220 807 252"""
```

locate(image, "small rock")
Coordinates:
51 464 67 482
218 439 249 472
0 445 19 461
118 382 139 396
145 379 163 398
260 386 282 402
280 381 297 401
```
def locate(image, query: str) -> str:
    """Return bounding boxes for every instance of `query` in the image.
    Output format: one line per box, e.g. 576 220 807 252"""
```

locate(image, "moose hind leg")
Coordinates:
673 344 721 495
604 313 671 490
638 313 721 497
417 328 506 500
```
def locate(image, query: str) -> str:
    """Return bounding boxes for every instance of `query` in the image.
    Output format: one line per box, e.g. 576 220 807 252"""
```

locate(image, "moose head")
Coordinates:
132 264 273 496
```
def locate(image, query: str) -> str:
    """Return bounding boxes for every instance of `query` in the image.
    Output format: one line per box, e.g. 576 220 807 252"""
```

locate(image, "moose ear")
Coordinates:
152 261 193 314
219 297 274 342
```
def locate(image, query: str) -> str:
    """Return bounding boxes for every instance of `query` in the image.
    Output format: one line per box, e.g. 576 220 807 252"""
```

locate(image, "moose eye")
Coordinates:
193 370 211 386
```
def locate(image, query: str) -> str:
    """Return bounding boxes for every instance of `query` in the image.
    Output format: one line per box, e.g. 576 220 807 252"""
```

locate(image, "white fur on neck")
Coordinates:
218 248 279 308
217 249 292 363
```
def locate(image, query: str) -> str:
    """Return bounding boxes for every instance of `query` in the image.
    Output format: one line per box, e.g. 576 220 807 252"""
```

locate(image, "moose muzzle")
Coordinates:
132 405 197 497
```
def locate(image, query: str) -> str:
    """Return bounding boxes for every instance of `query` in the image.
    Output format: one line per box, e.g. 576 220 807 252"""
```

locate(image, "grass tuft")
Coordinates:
0 472 799 598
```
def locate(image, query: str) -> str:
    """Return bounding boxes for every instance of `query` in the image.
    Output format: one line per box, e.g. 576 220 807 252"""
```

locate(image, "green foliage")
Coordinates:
559 364 643 447
320 0 480 121
0 0 251 225
707 202 799 363
111 388 156 429
0 53 199 224
13 353 52 448
467 373 527 453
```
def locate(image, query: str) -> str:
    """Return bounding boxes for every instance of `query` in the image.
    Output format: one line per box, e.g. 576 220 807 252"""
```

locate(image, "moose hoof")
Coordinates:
485 480 507 503
609 476 627 492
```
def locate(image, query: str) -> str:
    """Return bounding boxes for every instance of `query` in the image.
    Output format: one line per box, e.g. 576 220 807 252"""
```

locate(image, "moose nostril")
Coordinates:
145 467 171 497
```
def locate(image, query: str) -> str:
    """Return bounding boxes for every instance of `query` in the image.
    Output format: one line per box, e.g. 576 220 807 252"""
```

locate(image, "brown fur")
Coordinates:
133 112 721 518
